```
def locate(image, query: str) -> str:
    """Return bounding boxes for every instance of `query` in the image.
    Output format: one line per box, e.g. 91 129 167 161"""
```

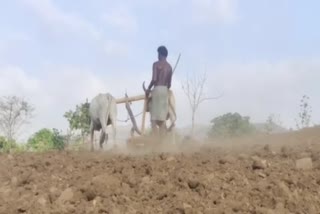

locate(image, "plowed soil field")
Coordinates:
1 127 320 214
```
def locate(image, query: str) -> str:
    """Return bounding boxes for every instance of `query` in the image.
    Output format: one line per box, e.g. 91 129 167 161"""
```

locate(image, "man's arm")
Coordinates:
147 63 157 90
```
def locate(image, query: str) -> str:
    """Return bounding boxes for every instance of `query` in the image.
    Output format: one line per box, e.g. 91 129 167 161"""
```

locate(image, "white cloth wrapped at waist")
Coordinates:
150 86 168 121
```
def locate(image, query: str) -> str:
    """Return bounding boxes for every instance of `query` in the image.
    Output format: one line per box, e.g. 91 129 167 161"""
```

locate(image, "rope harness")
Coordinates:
117 111 143 123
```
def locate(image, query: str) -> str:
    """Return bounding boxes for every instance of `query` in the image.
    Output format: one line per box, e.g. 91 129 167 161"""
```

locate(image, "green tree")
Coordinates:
27 128 65 152
208 112 255 138
64 99 90 140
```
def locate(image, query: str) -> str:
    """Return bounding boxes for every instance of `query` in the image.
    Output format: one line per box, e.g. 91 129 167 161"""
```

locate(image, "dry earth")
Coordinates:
1 127 320 214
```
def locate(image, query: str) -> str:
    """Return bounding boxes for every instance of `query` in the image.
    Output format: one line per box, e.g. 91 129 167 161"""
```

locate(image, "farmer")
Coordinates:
145 46 173 138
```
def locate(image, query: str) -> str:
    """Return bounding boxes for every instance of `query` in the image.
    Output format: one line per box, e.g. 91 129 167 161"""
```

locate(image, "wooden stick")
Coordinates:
141 97 147 135
124 93 142 135
116 94 145 104
172 53 181 74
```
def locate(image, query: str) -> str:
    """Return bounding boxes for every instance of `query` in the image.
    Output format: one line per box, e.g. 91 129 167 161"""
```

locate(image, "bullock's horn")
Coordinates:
142 81 147 92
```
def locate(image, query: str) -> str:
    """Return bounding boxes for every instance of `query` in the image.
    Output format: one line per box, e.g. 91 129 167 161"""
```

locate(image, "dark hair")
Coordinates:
157 46 168 57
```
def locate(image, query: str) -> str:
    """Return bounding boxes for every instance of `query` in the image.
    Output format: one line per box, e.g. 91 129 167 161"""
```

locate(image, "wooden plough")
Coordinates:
116 89 177 149
115 92 151 148
116 94 147 135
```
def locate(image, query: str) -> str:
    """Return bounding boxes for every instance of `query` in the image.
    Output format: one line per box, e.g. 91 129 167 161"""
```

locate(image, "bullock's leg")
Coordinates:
110 110 117 147
111 120 117 148
99 131 107 150
90 121 95 152
99 112 110 150
110 101 117 148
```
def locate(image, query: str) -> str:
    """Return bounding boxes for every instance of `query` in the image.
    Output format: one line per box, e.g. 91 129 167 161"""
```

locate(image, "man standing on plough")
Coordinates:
145 46 173 138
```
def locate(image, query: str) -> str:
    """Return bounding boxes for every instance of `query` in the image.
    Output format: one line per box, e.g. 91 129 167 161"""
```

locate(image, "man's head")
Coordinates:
157 46 168 60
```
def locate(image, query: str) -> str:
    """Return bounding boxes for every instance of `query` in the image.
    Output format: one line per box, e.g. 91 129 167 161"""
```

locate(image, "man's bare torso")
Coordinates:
152 60 172 88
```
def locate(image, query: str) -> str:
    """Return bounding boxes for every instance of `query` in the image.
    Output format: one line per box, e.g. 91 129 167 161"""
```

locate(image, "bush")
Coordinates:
27 128 65 152
208 112 256 139
0 136 27 153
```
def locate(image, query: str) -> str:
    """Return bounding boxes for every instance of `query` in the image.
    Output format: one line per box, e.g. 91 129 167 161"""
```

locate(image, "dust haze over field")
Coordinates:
1 0 320 213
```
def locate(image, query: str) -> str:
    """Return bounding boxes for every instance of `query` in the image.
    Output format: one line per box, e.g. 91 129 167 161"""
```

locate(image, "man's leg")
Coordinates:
159 121 166 139
151 120 158 137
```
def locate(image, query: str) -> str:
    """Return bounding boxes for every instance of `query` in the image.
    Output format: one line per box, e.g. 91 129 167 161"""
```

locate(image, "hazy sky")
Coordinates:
0 0 319 141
